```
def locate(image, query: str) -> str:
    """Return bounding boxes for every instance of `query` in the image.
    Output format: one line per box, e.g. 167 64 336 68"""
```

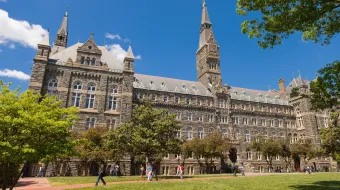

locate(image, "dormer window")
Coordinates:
182 84 186 89
88 46 92 49
91 58 96 66
150 81 154 85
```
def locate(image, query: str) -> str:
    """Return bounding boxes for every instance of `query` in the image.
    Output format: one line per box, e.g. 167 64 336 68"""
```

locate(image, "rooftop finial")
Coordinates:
90 32 94 37
202 0 206 7
298 69 301 77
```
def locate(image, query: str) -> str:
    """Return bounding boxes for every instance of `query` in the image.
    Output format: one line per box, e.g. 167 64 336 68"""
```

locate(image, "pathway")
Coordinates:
15 173 274 190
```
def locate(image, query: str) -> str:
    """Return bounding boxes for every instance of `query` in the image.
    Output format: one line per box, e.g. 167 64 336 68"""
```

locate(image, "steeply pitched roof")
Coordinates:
38 31 50 46
229 86 289 105
286 76 310 92
49 43 123 71
133 74 214 97
201 2 211 24
57 9 68 35
126 44 134 59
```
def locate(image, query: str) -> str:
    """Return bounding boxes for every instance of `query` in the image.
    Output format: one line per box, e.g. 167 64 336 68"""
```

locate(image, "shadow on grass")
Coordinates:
290 181 340 190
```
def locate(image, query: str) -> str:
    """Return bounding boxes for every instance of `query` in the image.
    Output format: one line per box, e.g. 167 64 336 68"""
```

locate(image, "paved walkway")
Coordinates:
15 173 273 190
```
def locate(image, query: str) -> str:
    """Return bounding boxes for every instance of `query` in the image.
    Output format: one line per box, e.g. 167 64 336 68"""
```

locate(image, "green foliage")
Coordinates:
115 101 181 163
291 139 316 166
251 137 282 168
0 81 78 189
181 132 230 173
310 61 340 111
237 0 340 49
290 87 300 98
320 112 340 162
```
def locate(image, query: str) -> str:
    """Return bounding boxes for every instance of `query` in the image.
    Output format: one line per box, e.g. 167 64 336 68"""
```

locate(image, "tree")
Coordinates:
237 0 340 49
0 81 78 190
291 139 316 170
310 61 340 163
251 137 282 172
116 101 181 164
279 139 294 172
182 132 230 174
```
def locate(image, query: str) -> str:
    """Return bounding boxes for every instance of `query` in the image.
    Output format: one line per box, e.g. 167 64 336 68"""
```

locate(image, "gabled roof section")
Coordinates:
78 35 101 54
49 43 123 71
133 74 213 97
230 86 289 105
286 76 310 91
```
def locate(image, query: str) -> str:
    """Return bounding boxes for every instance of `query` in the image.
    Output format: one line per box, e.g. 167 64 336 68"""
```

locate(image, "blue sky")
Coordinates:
0 0 339 91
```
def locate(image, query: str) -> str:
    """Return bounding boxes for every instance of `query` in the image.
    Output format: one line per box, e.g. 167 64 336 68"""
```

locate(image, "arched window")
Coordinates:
252 118 257 126
254 131 259 142
91 58 96 66
198 127 204 139
81 57 85 64
293 133 298 143
86 57 91 65
208 127 214 135
288 133 292 144
109 88 118 111
222 128 228 137
245 130 250 142
47 79 58 96
72 81 82 107
127 62 131 69
186 126 193 140
85 83 96 109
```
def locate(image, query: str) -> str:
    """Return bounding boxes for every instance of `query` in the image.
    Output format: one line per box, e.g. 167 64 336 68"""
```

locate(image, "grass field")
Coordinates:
69 173 340 190
47 174 230 186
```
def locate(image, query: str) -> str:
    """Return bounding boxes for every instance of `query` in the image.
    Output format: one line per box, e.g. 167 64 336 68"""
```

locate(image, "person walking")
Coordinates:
233 164 238 177
95 165 106 186
109 165 114 176
179 165 184 179
152 165 158 181
37 166 44 177
140 165 145 181
146 163 153 181
240 166 245 176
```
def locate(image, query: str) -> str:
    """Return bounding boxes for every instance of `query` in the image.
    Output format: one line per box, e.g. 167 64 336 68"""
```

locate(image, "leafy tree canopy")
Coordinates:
237 0 340 49
115 101 181 163
0 81 78 190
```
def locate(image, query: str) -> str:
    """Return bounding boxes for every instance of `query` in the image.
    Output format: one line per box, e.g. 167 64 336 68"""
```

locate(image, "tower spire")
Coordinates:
198 0 214 51
51 7 69 55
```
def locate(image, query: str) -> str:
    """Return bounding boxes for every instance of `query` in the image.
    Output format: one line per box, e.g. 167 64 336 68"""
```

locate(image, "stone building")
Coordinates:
28 2 332 176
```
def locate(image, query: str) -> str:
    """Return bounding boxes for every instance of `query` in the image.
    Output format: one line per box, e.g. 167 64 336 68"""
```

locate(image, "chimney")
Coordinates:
278 79 286 93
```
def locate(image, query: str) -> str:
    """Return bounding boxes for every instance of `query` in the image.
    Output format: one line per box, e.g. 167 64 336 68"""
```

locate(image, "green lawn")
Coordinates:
47 174 230 186
70 173 340 190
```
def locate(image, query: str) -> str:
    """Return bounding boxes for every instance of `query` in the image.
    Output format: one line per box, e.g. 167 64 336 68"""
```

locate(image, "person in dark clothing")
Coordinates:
152 165 158 181
95 165 106 186
233 164 238 177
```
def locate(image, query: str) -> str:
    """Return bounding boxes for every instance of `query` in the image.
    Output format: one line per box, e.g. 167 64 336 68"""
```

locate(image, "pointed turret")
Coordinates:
35 31 51 61
201 1 211 25
124 43 135 72
51 8 69 55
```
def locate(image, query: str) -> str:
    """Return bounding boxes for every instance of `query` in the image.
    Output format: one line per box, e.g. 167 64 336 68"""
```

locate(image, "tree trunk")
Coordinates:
10 162 28 190
2 162 9 190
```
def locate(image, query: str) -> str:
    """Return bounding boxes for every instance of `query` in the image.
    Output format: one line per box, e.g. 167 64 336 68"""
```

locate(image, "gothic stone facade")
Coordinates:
28 3 332 176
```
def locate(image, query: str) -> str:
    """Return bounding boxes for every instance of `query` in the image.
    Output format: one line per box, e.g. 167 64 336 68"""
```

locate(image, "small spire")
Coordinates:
201 0 211 24
39 31 50 46
90 32 95 37
126 43 135 59
65 6 69 17
57 8 68 35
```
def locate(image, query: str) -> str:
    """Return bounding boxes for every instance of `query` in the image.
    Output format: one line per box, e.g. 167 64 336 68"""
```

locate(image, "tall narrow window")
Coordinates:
72 81 82 107
245 130 250 142
127 62 131 69
247 151 252 160
163 95 168 103
175 96 180 104
186 98 190 105
91 58 96 66
86 57 91 65
85 84 96 109
91 118 96 128
109 88 118 111
85 118 91 130
81 57 85 64
47 79 58 96
176 112 181 120
222 128 228 137
107 119 116 130
186 126 193 140
198 127 204 139
41 49 44 56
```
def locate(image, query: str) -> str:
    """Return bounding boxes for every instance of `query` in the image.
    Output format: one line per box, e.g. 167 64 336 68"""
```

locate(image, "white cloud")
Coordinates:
105 44 141 62
0 0 7 3
8 43 15 49
106 32 130 43
105 33 121 40
0 69 30 81
0 9 47 49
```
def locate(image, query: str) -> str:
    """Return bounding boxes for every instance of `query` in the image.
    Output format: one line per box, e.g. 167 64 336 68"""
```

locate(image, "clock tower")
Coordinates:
196 1 222 90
